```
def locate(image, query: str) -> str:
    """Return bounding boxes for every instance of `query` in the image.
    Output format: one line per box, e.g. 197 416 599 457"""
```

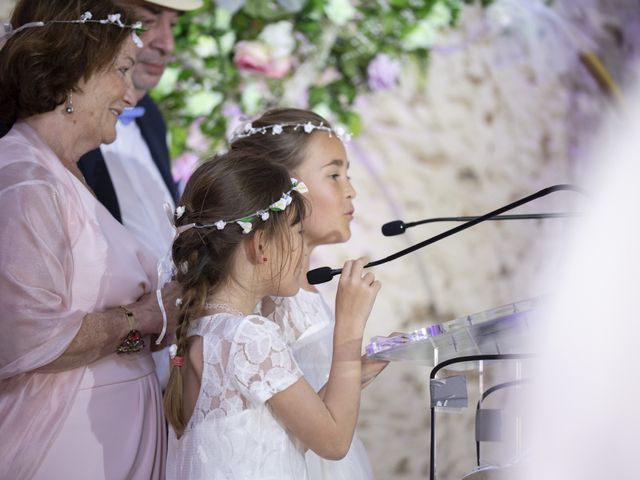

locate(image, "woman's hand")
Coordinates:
133 281 181 337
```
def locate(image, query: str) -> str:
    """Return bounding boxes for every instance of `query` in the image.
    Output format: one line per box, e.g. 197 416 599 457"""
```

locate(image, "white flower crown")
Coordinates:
176 178 308 235
229 121 352 144
1 11 144 48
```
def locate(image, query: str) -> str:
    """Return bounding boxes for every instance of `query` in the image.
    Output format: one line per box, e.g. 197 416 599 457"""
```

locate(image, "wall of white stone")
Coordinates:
312 2 640 478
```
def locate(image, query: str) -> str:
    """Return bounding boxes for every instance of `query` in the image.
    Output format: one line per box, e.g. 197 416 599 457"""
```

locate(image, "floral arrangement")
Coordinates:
151 0 491 185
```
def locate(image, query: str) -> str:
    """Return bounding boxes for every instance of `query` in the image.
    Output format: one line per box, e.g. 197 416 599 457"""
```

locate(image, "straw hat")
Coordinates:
144 0 203 11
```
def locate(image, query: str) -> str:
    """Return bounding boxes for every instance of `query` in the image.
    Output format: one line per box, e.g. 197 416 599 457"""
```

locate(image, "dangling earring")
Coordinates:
65 93 74 114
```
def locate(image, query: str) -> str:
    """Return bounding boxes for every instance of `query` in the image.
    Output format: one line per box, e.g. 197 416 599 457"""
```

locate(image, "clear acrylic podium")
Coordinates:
366 299 538 480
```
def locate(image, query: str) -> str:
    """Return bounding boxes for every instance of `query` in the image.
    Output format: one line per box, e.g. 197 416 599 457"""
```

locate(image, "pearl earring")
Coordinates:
65 93 74 114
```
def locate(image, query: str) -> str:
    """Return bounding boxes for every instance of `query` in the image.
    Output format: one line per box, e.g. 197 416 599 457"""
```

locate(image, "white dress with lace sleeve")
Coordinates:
166 313 307 480
270 289 375 480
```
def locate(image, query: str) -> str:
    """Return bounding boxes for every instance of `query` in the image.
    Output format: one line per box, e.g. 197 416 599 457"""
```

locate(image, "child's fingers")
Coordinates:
362 271 376 286
345 257 369 279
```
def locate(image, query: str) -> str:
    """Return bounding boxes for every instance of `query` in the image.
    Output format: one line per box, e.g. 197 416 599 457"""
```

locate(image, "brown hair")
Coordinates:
163 149 307 437
0 0 134 123
229 108 333 173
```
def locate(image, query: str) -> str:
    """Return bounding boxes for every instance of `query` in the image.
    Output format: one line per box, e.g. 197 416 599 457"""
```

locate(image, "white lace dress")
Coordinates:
166 313 307 479
270 289 375 480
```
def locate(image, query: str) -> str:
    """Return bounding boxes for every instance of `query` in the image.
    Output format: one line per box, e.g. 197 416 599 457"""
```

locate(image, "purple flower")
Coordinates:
367 53 401 91
186 117 210 153
172 152 199 184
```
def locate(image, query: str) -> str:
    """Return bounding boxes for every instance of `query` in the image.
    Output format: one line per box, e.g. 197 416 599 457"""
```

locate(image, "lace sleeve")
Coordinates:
231 315 303 405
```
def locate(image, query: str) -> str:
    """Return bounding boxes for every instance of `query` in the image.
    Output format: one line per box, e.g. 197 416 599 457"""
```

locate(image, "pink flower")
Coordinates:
234 41 271 75
264 56 292 79
233 40 292 79
172 152 199 185
367 53 401 91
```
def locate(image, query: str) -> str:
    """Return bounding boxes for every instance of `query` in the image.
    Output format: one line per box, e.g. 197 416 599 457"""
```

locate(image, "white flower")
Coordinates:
131 31 144 49
175 298 183 307
404 18 439 50
107 14 123 26
214 6 233 28
154 66 180 96
194 35 218 58
169 344 178 359
259 21 295 58
237 220 253 234
175 205 186 219
429 2 453 29
283 192 292 206
214 220 226 230
259 210 270 220
218 31 236 55
303 122 314 133
325 0 356 26
184 90 223 117
291 181 308 194
269 197 288 211
80 11 92 22
272 124 283 134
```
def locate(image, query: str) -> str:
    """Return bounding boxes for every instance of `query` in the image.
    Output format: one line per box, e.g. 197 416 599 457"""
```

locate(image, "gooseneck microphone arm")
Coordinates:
382 212 582 236
306 184 585 285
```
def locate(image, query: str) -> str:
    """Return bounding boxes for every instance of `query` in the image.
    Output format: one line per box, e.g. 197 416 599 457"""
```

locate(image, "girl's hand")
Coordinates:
359 332 400 388
334 257 381 337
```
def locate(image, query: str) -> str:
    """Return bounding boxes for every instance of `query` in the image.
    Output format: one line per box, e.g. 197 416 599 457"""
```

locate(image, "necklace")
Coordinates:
204 302 244 316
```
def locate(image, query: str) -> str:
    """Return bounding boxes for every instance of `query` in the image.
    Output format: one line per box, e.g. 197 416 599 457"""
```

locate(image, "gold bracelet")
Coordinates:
116 305 145 354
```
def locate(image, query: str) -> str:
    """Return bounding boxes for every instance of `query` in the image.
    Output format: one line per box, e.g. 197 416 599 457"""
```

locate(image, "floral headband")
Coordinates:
176 178 308 235
153 177 308 345
229 121 352 144
1 11 144 48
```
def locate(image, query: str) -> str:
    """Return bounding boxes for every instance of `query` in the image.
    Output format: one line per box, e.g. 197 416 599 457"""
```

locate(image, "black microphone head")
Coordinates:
381 220 406 236
307 266 335 285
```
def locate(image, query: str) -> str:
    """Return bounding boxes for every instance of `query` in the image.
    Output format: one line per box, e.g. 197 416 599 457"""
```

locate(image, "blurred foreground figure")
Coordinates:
523 81 640 479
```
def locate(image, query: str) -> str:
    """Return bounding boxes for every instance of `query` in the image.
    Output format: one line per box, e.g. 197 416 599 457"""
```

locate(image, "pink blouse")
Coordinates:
0 122 159 479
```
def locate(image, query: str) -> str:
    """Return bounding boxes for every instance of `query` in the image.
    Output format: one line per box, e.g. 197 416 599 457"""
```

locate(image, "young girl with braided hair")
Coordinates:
163 149 381 479
228 108 390 479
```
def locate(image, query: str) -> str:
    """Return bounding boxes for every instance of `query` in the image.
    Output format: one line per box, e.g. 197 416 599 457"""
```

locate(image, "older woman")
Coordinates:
0 1 178 478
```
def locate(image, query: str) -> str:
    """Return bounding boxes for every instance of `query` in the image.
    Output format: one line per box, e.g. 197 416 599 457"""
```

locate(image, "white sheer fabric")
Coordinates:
167 313 307 479
270 289 375 480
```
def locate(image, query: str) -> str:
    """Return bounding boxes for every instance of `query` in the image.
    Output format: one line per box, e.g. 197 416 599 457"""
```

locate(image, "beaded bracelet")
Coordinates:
116 305 145 354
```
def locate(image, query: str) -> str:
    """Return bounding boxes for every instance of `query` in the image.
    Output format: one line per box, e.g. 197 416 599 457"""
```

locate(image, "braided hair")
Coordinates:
163 149 307 437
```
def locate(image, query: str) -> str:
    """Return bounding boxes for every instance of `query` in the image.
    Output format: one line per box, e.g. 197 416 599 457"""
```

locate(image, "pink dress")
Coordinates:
0 122 166 479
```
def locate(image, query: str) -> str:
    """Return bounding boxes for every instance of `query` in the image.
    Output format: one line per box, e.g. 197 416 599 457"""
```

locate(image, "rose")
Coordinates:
233 42 292 79
367 53 401 91
233 40 271 75
233 22 295 79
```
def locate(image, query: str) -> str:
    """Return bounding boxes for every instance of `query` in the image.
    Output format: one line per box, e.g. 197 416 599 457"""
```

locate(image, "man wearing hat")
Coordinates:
80 1 202 260
78 0 203 387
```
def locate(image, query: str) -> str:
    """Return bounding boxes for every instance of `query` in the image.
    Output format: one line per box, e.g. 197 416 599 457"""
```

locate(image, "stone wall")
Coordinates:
313 2 640 478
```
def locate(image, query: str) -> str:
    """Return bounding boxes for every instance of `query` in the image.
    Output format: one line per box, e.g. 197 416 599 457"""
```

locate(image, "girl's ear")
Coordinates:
244 229 268 265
